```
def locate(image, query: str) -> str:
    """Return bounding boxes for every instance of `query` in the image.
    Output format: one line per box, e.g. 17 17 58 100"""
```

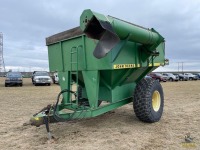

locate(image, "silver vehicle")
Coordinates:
184 73 197 80
193 73 200 80
32 71 52 86
162 73 179 81
176 74 188 81
5 72 23 87
52 72 59 84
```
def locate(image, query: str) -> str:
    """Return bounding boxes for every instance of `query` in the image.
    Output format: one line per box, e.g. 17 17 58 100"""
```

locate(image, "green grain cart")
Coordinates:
31 9 167 138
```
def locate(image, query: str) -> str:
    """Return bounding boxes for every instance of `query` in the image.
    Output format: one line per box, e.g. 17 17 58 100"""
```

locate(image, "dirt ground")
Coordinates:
0 78 199 150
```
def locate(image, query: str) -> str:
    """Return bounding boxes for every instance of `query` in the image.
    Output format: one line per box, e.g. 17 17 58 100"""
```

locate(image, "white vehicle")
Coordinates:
32 71 52 86
184 73 197 80
162 73 179 81
53 72 59 84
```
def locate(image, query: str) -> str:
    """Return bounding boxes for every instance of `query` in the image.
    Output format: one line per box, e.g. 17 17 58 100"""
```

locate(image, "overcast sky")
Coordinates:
1 0 200 72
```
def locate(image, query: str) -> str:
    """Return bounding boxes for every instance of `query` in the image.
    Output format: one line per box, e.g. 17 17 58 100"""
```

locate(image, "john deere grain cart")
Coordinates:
31 9 167 137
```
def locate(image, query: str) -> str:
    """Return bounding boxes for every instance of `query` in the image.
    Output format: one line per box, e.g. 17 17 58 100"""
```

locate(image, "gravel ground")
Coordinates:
0 78 199 150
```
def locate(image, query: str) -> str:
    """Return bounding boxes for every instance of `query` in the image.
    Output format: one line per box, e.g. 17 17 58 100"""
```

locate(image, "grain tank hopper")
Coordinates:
30 9 167 136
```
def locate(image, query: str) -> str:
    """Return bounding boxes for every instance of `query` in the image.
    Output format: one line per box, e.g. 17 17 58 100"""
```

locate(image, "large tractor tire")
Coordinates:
133 78 164 123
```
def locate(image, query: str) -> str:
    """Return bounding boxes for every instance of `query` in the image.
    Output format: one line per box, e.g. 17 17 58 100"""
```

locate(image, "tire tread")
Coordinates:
133 78 164 123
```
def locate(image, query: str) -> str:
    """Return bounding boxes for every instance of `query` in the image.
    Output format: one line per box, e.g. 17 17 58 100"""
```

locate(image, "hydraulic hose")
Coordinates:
53 89 77 122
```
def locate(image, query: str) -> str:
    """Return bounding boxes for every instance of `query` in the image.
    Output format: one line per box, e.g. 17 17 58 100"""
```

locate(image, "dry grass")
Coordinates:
0 78 199 150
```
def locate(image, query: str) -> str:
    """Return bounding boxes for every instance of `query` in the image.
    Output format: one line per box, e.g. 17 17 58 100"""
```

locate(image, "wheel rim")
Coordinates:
152 90 161 112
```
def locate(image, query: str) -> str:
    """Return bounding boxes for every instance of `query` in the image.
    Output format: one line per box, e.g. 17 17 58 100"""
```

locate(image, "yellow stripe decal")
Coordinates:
149 63 160 67
137 64 141 67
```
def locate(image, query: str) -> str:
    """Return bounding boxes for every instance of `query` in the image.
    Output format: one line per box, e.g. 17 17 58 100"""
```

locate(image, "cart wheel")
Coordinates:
133 78 164 123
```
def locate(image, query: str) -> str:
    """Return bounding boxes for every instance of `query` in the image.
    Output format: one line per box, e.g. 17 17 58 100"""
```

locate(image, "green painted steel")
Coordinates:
80 9 164 58
31 98 132 126
31 9 166 126
80 9 164 45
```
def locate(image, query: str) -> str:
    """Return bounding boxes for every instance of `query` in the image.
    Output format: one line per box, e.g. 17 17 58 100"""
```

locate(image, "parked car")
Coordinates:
174 74 180 81
184 73 197 80
145 75 152 79
52 72 59 84
193 73 200 80
31 71 40 83
32 71 52 86
174 74 188 81
162 73 179 81
149 73 167 82
5 72 23 87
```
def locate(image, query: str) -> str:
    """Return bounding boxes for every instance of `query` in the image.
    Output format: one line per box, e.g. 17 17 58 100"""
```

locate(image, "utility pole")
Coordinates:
181 62 184 73
0 32 6 72
178 62 179 72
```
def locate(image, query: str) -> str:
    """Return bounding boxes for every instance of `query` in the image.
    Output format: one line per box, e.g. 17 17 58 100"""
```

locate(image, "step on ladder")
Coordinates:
70 46 82 106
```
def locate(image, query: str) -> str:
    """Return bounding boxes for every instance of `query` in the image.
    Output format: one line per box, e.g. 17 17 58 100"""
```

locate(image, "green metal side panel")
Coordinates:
82 70 100 108
48 35 165 73
112 83 136 102
48 43 64 72
62 37 84 71
84 37 111 70
58 71 70 104
98 83 136 103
